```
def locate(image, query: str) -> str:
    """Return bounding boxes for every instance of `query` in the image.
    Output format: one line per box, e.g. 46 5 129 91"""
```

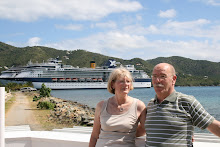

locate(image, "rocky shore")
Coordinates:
39 97 95 126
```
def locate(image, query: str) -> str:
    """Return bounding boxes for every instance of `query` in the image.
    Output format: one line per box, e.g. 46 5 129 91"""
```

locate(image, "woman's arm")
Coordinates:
136 100 146 137
89 101 104 147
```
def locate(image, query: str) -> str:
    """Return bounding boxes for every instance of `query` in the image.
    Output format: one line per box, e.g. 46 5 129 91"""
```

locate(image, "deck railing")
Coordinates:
0 87 5 147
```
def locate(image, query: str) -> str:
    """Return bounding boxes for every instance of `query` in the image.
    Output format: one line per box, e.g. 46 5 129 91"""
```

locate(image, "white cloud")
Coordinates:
158 9 176 18
162 19 210 29
102 32 147 50
121 19 220 41
18 17 219 62
0 0 142 22
92 21 117 29
55 24 83 31
122 24 159 35
158 19 211 36
207 0 220 6
27 37 41 46
39 30 220 62
190 0 220 6
44 31 148 52
157 19 220 40
4 25 214 62
136 14 142 21
2 0 220 63
152 39 220 62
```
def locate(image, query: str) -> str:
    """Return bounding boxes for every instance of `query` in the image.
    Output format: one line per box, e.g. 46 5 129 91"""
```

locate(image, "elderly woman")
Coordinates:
89 67 146 147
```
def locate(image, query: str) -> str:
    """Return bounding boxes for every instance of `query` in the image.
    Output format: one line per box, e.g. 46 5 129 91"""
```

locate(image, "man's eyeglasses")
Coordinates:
151 75 168 80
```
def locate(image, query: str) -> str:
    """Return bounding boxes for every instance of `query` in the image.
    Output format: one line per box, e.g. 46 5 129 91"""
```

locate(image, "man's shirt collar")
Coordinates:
154 91 177 104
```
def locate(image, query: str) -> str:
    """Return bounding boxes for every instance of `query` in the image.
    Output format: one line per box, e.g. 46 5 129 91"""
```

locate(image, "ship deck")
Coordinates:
5 125 220 147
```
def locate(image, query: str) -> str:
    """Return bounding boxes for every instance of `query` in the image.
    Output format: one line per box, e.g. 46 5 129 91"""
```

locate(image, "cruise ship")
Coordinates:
0 58 151 89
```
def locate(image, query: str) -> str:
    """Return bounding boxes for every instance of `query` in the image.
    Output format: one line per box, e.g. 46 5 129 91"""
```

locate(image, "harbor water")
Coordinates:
51 86 220 133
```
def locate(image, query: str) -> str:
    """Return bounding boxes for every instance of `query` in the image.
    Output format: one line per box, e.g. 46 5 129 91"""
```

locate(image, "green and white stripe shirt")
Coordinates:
145 91 214 147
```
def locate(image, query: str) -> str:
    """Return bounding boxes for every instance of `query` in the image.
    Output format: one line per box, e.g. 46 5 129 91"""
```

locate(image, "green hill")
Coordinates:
147 57 220 86
0 41 220 86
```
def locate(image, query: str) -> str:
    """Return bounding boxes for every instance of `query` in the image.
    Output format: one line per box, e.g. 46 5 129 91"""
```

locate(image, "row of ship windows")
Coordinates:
34 74 105 77
46 83 106 86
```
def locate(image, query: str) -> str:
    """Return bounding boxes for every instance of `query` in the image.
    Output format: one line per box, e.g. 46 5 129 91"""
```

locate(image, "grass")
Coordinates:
25 92 75 131
5 91 80 131
5 93 16 114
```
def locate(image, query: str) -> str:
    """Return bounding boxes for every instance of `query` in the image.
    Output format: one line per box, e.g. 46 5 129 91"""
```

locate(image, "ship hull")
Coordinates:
33 81 151 89
0 77 151 89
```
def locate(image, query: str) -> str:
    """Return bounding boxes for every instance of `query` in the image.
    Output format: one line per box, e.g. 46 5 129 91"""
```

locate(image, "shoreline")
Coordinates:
5 91 95 131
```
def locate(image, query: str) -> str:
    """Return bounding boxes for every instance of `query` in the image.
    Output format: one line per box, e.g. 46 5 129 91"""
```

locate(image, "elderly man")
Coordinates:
145 63 220 146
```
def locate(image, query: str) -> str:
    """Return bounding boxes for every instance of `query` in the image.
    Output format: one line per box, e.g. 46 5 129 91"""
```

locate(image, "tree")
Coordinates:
39 83 51 97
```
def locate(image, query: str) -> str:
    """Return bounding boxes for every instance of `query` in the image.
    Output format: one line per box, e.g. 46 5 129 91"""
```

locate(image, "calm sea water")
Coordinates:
51 86 220 133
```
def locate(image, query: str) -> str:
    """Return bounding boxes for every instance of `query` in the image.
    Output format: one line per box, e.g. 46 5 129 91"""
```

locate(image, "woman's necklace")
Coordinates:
114 97 127 112
119 107 124 112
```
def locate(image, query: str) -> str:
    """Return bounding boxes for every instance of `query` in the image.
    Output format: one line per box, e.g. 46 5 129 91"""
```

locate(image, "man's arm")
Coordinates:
207 120 220 137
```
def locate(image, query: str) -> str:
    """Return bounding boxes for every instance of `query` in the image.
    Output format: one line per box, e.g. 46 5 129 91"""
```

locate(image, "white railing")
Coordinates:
0 87 5 147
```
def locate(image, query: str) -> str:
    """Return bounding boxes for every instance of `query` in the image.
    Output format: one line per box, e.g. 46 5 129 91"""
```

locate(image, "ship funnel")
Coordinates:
105 59 117 68
90 61 96 69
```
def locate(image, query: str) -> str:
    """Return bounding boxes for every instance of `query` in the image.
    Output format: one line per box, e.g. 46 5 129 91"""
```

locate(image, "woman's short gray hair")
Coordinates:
107 67 134 94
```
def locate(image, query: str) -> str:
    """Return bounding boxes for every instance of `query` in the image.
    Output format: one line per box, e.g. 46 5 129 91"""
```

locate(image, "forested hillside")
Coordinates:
147 57 220 86
0 41 220 86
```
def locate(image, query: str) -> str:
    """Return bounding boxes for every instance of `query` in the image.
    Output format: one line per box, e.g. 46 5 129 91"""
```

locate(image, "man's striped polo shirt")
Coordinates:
145 91 214 147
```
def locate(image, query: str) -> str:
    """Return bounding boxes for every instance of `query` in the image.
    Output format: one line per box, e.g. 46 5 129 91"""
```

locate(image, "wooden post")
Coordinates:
0 87 5 147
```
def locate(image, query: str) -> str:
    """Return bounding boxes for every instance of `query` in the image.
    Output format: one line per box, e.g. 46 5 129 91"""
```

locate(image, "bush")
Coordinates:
37 101 55 110
40 83 51 97
1 81 34 92
33 95 41 101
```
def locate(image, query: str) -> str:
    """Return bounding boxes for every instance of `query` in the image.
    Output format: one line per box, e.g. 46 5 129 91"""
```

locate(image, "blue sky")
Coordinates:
1 0 220 62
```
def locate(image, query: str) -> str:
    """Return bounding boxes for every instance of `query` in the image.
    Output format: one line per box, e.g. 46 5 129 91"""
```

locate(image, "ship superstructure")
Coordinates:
0 58 151 89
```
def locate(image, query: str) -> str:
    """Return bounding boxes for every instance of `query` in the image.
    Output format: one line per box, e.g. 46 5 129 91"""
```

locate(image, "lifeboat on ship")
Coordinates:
72 78 78 82
86 78 92 82
92 78 97 82
98 78 103 82
52 78 57 82
78 78 85 82
66 78 72 82
59 78 65 82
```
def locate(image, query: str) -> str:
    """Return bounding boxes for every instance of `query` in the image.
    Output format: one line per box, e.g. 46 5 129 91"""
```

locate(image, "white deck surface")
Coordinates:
5 125 220 147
